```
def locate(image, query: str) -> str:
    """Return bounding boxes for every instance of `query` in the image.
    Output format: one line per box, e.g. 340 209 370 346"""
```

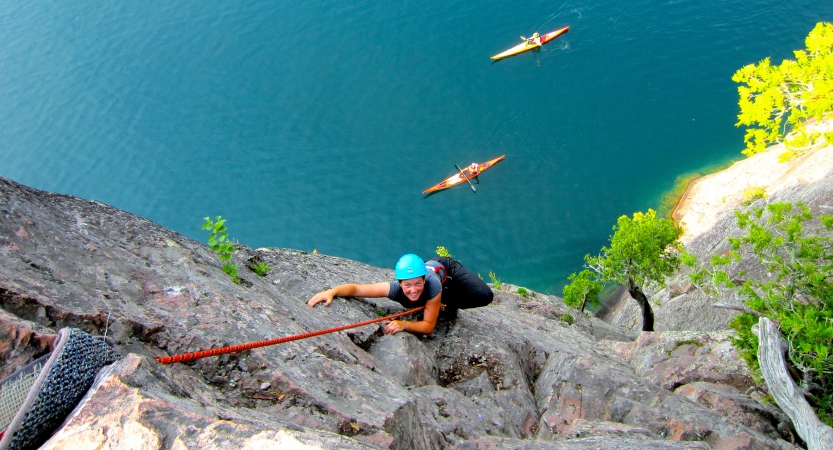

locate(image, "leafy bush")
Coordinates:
202 216 239 282
561 313 574 325
517 287 528 297
687 202 833 425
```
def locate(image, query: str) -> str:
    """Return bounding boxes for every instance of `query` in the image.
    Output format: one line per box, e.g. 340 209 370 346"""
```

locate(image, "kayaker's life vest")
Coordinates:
425 260 448 285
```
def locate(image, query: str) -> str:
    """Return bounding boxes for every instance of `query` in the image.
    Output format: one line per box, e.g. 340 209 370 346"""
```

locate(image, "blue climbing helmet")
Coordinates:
394 254 427 280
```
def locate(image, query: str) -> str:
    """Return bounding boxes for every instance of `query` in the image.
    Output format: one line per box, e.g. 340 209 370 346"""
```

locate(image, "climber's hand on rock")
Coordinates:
307 290 334 307
383 320 406 335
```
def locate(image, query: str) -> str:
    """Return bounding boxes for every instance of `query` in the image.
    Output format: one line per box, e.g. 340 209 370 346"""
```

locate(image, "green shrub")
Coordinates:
561 313 574 325
202 216 239 282
517 287 528 297
250 261 271 277
690 202 833 425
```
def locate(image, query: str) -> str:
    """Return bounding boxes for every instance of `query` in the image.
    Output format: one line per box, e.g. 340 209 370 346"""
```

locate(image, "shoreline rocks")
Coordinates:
672 121 833 244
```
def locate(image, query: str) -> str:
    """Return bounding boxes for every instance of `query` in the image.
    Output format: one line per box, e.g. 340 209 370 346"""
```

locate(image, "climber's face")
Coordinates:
399 277 425 301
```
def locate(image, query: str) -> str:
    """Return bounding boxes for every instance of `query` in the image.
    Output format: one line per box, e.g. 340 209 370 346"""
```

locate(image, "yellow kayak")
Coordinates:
491 26 570 61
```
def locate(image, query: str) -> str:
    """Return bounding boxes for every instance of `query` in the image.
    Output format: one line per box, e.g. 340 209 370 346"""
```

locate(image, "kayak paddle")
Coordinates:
454 162 476 193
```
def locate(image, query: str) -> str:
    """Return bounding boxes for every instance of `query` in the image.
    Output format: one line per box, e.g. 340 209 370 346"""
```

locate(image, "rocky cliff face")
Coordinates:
0 176 801 449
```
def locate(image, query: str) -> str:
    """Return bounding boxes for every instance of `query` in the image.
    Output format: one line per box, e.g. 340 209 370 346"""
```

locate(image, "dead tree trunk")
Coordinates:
627 279 654 332
753 317 833 450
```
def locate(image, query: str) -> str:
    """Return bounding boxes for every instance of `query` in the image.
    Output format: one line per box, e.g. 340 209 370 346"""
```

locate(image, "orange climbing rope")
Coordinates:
155 306 426 364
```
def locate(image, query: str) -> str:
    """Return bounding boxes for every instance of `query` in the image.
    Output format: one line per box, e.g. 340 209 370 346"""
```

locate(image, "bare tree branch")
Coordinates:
754 318 833 449
712 302 764 317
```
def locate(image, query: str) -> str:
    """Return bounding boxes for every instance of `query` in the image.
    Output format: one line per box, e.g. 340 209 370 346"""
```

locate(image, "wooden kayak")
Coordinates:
422 155 505 194
491 26 570 61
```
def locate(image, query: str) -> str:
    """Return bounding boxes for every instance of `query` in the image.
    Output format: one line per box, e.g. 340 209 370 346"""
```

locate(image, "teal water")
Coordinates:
2 1 832 293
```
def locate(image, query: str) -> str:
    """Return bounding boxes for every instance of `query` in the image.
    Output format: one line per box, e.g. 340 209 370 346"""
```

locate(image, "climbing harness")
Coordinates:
426 261 448 284
155 306 426 365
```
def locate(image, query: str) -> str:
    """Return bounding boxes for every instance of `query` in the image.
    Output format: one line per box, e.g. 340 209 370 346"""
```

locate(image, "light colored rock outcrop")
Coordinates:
674 121 833 244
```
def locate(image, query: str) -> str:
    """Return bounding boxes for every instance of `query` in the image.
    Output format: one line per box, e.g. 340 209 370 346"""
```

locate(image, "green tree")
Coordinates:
686 202 833 425
563 270 601 312
733 22 833 160
567 209 683 331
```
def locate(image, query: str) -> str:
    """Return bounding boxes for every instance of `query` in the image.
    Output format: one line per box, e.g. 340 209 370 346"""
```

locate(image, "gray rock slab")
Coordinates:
42 354 376 450
675 381 795 443
599 330 755 391
369 333 438 387
412 384 506 448
534 350 784 449
0 176 797 449
453 436 711 449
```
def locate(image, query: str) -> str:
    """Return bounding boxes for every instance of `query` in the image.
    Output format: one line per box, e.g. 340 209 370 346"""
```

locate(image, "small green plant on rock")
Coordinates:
435 246 453 258
203 216 239 282
488 271 501 290
250 261 271 277
561 313 574 325
517 287 528 297
741 186 767 206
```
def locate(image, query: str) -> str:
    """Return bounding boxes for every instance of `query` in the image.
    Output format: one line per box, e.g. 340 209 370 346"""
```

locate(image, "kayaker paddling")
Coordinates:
422 155 504 194
492 26 568 61
521 32 542 46
307 254 493 335
468 162 480 177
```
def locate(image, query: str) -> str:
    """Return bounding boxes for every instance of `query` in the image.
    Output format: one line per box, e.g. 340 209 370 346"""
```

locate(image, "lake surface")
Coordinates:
2 1 832 293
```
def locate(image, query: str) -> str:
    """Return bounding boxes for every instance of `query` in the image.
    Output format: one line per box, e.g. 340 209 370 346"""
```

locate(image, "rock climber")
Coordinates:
307 254 493 335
